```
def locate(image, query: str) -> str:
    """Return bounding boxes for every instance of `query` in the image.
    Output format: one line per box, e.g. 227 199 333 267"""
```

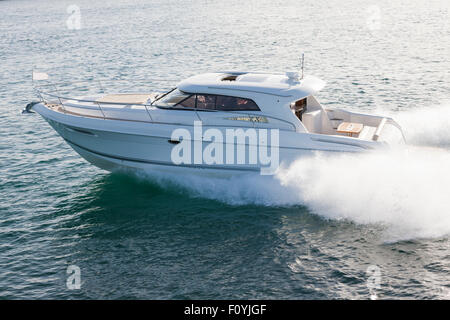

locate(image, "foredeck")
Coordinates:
96 94 155 105
41 93 157 123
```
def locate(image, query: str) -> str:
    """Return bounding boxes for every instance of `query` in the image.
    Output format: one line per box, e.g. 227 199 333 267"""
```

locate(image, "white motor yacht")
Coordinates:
27 71 405 176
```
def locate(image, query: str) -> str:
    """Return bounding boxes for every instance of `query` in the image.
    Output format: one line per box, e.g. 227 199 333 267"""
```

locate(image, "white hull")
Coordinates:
33 102 376 177
69 142 259 177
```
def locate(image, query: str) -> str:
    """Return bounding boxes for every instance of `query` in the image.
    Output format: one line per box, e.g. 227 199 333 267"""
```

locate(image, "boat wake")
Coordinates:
276 147 450 241
394 102 450 147
138 103 450 242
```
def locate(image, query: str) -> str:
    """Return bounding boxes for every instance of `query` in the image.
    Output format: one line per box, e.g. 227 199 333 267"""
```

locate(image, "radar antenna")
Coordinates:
300 53 305 80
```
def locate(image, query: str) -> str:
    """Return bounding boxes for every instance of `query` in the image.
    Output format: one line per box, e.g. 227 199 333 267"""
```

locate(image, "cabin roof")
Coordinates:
177 72 326 99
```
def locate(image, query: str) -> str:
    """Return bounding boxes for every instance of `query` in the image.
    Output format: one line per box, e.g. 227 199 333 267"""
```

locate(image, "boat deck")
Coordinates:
95 94 154 104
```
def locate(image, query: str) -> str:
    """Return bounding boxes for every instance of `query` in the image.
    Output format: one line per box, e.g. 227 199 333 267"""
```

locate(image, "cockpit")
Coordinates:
290 98 307 121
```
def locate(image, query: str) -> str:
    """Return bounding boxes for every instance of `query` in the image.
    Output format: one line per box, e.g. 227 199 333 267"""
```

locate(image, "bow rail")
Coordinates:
33 78 179 122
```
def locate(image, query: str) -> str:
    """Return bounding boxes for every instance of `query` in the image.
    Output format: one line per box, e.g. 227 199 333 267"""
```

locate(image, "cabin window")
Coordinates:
215 96 260 111
196 94 216 110
156 89 261 112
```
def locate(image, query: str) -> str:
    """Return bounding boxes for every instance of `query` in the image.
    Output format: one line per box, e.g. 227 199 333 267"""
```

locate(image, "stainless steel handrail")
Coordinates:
39 89 155 122
95 102 106 120
35 80 297 131
37 88 300 131
39 90 153 107
387 118 407 143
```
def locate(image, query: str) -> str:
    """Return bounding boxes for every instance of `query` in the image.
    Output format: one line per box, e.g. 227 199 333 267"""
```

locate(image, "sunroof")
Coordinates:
221 75 238 81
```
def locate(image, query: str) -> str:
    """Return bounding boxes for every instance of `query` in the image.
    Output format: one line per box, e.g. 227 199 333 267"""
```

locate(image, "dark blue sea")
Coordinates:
1 0 449 299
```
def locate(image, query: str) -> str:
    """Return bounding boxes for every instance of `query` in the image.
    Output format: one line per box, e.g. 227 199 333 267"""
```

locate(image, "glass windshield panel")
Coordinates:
176 95 196 108
157 89 190 107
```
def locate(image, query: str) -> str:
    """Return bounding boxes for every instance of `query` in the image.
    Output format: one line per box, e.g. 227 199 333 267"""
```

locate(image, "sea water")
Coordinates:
0 0 449 299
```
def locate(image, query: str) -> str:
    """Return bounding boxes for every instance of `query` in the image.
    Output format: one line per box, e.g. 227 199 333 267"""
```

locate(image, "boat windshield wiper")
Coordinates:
150 87 176 105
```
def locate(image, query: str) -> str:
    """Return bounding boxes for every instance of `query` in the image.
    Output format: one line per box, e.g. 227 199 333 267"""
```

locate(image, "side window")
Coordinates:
196 94 216 110
215 96 260 111
176 95 196 108
215 96 235 110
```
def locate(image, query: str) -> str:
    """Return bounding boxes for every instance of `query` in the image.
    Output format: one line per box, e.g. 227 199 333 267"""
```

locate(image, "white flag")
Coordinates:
32 71 49 81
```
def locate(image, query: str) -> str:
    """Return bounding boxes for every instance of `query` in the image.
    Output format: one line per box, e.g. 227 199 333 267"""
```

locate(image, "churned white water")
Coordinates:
145 103 450 242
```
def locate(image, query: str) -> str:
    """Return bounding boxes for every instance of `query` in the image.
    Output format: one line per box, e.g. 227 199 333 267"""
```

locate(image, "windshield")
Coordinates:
155 88 191 108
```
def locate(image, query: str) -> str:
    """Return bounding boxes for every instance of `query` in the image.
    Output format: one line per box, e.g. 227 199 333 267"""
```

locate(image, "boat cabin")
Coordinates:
152 71 328 133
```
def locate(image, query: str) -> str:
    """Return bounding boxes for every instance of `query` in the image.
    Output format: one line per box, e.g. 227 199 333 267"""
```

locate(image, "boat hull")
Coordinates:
32 103 382 177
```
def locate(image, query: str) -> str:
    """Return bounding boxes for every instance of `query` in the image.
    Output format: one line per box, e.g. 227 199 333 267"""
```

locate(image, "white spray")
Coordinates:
139 103 450 242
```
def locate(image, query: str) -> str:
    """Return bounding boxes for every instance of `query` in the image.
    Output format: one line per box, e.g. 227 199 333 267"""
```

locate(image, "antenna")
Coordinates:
300 53 305 80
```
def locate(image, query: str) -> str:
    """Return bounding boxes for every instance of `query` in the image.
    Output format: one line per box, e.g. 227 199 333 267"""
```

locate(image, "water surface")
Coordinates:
1 0 449 299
